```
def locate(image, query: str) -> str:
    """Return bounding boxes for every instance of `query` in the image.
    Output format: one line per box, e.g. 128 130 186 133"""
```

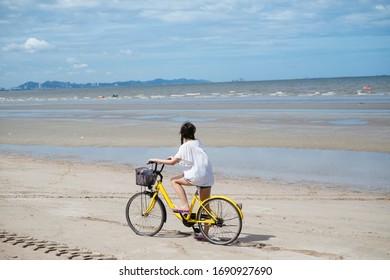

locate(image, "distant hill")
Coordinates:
11 78 211 90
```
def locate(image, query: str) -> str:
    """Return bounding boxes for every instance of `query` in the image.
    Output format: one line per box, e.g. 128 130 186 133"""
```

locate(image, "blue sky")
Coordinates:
1 0 389 88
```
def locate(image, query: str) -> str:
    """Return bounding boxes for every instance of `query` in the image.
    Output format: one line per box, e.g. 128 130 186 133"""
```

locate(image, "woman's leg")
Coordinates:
199 187 211 201
170 174 193 210
199 187 211 237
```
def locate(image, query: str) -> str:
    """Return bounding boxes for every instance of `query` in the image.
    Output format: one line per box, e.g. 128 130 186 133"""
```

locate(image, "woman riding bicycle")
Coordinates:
149 121 214 215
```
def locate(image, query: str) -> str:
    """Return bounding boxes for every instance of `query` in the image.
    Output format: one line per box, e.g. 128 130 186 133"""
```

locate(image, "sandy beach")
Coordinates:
1 99 390 260
1 154 389 260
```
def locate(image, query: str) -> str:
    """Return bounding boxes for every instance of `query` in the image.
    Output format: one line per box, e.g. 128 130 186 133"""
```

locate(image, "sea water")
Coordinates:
0 145 389 194
1 76 389 103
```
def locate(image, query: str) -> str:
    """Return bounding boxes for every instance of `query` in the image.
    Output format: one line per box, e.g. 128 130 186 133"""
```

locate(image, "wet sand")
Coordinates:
1 100 390 152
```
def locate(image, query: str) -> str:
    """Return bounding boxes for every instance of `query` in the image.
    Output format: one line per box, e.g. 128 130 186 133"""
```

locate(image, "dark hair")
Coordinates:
180 122 196 144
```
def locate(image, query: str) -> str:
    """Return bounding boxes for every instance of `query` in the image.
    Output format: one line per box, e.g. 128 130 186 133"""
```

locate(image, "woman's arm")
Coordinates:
148 157 181 165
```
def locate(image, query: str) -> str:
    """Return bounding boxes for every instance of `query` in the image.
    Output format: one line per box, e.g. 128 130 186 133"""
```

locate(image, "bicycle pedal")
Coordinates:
192 226 200 234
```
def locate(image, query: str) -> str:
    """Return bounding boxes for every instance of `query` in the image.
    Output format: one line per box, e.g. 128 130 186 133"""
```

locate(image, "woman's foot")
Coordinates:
172 208 190 215
194 234 207 241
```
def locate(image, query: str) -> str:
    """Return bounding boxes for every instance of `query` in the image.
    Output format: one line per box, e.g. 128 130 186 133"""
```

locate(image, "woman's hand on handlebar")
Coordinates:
147 158 167 164
148 157 179 166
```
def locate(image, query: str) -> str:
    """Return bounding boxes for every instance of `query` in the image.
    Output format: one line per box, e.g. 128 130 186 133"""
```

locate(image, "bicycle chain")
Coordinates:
0 230 116 260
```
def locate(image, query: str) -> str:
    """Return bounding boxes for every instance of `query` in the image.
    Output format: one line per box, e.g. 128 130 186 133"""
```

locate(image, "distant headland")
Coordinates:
3 78 211 91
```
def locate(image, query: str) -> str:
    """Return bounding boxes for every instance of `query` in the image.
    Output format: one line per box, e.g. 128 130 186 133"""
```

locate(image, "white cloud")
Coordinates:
0 0 32 11
66 57 89 71
39 0 100 9
3 38 53 53
66 57 79 64
375 5 390 12
120 49 133 56
263 10 297 21
72 63 88 69
139 9 216 23
342 3 390 28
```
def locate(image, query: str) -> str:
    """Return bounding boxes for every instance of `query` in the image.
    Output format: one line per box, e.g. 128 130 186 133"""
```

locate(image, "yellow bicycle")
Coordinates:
125 162 243 245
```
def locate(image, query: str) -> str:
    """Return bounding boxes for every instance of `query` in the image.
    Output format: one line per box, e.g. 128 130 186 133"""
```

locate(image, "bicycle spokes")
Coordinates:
196 197 242 245
126 192 166 236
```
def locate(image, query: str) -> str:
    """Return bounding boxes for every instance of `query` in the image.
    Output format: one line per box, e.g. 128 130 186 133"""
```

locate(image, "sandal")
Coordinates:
172 208 190 215
194 235 207 242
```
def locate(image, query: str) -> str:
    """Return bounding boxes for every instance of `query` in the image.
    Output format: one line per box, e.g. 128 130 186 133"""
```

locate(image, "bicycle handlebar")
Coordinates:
147 161 165 181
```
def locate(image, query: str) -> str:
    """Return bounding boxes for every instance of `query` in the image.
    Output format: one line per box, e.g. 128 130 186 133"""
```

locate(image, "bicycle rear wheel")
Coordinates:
196 197 242 245
125 191 166 236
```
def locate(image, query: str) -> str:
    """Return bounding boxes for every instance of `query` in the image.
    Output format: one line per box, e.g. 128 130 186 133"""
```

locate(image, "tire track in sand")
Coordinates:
0 230 116 260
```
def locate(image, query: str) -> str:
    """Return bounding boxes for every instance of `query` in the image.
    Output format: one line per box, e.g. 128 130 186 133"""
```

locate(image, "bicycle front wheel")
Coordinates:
125 191 166 236
196 197 242 245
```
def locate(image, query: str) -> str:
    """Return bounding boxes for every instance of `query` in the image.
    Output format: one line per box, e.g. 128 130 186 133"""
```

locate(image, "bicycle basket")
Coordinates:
135 167 156 186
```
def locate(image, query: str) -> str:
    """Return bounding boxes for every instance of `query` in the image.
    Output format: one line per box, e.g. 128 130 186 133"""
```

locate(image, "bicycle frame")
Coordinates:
144 179 243 225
